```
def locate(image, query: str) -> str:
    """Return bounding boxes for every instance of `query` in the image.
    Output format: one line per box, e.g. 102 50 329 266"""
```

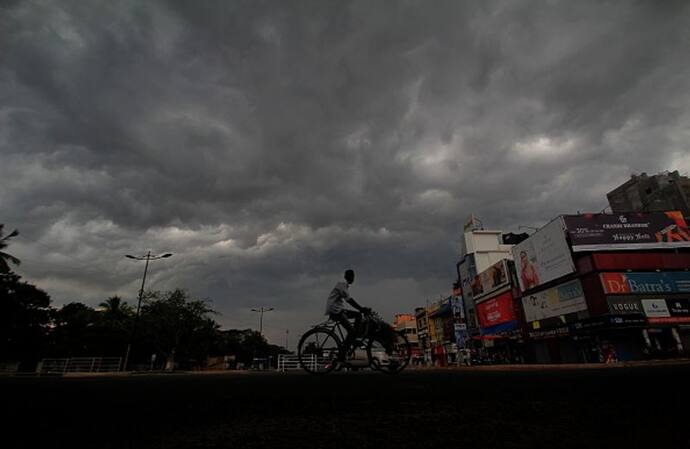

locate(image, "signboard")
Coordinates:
641 299 670 318
528 326 570 339
605 296 690 324
512 217 575 292
572 315 646 331
471 259 510 300
477 291 515 328
564 211 690 252
521 279 588 322
668 299 690 317
600 272 690 294
606 296 643 314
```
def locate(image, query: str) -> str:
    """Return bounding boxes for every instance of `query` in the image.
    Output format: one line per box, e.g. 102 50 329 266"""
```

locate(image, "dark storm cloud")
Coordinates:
2 0 690 344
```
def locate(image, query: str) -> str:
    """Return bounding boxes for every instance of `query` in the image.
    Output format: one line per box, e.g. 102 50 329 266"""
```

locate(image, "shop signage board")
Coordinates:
641 299 670 318
572 315 646 331
564 211 690 252
668 299 690 316
512 217 575 292
606 296 643 315
471 259 510 300
600 272 690 294
521 279 588 322
527 326 570 339
605 296 690 324
640 298 690 324
477 291 515 328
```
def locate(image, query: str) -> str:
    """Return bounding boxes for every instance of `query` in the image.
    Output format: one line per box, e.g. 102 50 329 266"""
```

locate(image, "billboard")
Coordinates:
512 217 575 292
564 211 690 252
521 279 588 322
600 272 690 295
471 259 510 300
477 291 516 329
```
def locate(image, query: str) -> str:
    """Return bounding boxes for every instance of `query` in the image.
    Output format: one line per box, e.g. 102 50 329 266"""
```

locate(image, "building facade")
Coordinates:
514 212 690 363
607 171 690 217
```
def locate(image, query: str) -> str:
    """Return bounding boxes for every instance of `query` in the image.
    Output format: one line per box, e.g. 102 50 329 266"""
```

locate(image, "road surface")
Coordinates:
3 364 689 449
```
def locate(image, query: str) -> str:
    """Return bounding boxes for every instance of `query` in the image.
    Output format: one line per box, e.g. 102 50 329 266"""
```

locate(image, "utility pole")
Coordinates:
285 329 289 350
123 251 173 371
251 307 274 336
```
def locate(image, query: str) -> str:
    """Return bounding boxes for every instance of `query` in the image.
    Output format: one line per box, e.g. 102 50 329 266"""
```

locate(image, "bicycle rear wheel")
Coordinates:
298 327 342 375
367 330 411 374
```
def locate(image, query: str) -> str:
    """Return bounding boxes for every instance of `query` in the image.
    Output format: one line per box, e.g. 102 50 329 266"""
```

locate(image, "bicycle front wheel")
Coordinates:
367 330 411 374
298 327 342 375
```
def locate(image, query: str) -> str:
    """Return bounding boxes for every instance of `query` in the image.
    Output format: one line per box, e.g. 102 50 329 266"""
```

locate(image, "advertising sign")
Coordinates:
512 217 575 292
668 299 690 317
646 297 690 324
564 211 690 252
604 296 690 324
600 272 690 294
606 296 643 315
477 291 515 328
641 299 670 318
471 259 510 300
521 279 588 322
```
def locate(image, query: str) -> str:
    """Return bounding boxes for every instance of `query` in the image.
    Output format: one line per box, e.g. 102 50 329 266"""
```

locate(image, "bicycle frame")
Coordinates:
316 314 378 342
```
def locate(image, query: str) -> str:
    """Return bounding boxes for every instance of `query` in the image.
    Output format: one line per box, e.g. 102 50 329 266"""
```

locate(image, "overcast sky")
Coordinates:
2 0 689 347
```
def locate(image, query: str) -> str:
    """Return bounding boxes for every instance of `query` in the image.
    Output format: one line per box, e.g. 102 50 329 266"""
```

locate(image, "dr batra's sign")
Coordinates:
600 272 690 295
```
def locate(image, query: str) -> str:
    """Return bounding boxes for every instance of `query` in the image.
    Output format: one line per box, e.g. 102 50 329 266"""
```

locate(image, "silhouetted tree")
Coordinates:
138 289 218 370
0 225 20 273
0 271 51 367
50 302 99 356
211 329 289 367
98 296 132 321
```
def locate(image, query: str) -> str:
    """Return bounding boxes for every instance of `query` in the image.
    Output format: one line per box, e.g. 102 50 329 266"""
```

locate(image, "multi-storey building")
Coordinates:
414 307 430 364
607 170 690 217
393 314 419 358
513 211 690 363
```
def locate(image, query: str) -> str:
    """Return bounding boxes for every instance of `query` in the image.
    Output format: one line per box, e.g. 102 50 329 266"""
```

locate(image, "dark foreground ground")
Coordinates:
3 364 690 449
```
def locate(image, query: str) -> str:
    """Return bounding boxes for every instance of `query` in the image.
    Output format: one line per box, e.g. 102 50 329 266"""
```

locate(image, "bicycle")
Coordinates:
297 310 411 375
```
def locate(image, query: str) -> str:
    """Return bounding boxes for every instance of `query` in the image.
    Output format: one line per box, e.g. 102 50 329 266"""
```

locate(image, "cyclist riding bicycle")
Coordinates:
325 269 370 357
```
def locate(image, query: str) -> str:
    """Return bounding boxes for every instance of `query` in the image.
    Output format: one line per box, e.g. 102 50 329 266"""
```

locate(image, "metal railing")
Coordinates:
37 357 123 375
277 354 314 371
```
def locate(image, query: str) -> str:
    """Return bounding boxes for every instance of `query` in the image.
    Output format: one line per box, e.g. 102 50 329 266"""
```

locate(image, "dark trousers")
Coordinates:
329 309 362 351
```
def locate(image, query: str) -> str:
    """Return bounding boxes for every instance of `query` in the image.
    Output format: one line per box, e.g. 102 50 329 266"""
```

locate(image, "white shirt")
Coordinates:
325 281 351 315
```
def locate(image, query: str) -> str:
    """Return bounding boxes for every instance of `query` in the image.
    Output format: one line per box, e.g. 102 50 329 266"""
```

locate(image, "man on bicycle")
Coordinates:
325 269 370 357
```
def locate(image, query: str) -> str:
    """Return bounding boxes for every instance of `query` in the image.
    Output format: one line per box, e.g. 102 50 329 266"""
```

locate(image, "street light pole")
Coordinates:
123 251 173 371
251 307 274 336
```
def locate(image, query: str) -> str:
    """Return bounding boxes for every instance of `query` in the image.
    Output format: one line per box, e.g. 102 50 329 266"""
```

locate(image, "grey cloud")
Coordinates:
2 0 690 344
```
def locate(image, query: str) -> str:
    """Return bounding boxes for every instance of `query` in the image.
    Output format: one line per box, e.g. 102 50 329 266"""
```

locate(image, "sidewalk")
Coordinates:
411 358 690 371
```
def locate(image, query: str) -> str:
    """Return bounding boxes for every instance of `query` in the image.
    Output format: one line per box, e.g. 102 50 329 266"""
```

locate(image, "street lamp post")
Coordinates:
123 251 173 371
251 307 274 336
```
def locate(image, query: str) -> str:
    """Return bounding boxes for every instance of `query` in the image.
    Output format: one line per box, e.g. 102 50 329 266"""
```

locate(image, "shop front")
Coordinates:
599 272 690 358
521 279 590 363
570 313 647 362
476 290 526 363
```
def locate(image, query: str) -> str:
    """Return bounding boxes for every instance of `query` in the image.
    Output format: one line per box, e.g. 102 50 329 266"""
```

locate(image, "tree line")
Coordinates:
0 225 287 371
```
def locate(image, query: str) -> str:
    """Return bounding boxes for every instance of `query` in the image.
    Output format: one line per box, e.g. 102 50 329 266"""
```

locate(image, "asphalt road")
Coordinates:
3 365 689 449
